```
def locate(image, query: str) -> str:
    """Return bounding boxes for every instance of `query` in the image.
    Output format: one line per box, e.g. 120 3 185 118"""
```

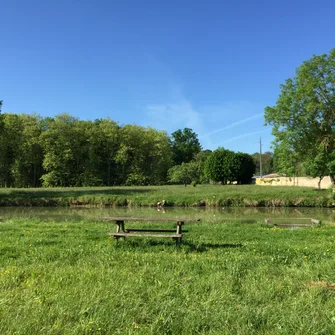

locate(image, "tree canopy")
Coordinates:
170 128 202 165
0 112 175 187
251 151 274 176
204 148 255 184
0 107 256 187
265 49 335 183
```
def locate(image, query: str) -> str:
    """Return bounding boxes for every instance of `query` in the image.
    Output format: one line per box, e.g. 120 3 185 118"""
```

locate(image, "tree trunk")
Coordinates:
329 175 335 196
318 176 323 189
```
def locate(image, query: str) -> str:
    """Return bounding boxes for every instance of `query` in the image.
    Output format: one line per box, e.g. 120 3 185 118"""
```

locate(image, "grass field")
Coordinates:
0 184 332 207
1 215 335 334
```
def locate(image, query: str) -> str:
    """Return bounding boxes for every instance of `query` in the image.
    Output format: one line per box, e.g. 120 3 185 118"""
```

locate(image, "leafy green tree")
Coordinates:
204 148 236 184
170 128 202 165
301 151 333 188
235 152 256 184
116 125 172 185
90 118 120 186
10 114 44 187
193 150 212 183
204 148 255 184
265 49 335 184
251 151 274 176
167 161 200 185
0 113 23 187
272 144 301 176
40 114 89 187
0 101 5 185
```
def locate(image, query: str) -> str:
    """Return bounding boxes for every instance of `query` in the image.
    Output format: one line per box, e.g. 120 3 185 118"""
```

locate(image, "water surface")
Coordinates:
0 206 333 225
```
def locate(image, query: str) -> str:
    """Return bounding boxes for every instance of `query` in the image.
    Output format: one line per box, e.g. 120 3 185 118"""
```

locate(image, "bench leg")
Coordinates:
115 221 126 242
176 222 183 246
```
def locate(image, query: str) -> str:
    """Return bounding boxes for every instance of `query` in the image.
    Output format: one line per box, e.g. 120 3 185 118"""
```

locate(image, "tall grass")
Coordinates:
1 215 335 334
0 184 332 207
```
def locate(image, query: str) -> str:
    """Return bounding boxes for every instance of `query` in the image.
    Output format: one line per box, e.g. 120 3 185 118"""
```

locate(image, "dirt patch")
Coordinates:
306 281 335 289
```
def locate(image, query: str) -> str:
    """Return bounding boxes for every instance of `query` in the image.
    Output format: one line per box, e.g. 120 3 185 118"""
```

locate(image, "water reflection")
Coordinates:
0 206 334 223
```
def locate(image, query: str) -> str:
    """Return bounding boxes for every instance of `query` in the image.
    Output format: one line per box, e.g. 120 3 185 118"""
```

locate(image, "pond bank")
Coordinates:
0 185 333 207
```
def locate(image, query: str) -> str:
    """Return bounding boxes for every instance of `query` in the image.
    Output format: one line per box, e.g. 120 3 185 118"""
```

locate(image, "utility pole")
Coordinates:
259 137 263 177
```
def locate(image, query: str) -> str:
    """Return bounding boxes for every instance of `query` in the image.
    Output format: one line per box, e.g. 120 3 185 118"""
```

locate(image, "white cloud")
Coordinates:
145 99 205 135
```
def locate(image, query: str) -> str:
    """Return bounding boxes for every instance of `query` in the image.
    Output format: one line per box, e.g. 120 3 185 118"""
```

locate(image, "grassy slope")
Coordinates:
1 216 335 334
0 184 332 207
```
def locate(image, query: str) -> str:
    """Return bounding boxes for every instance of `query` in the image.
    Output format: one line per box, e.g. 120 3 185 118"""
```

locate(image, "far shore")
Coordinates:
0 185 332 208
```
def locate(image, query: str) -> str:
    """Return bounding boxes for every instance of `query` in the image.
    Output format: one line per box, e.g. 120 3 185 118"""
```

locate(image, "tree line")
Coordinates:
0 105 256 188
2 49 333 188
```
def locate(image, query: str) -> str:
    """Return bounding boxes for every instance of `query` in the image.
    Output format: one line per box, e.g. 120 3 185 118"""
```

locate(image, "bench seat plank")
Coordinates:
125 228 188 233
108 232 182 238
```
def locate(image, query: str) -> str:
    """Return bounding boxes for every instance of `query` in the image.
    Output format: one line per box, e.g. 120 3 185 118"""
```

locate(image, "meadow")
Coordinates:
0 184 332 207
1 215 335 334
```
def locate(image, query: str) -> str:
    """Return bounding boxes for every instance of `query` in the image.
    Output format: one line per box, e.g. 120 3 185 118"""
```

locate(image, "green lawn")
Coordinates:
0 184 332 207
1 216 335 334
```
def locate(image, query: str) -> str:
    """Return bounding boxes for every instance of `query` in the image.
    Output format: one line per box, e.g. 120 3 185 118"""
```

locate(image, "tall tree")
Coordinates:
115 125 172 185
251 151 274 176
91 118 120 186
265 49 335 183
10 114 44 187
193 150 212 183
0 113 23 187
170 128 202 165
235 152 256 184
0 101 4 185
204 148 236 184
204 148 255 184
167 161 200 185
40 114 88 187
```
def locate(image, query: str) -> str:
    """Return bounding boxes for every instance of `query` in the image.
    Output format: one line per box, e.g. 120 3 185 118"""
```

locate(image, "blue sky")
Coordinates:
1 0 335 154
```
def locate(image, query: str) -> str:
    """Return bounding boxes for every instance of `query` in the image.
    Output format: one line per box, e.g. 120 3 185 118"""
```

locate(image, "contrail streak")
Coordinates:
199 113 263 138
222 129 268 143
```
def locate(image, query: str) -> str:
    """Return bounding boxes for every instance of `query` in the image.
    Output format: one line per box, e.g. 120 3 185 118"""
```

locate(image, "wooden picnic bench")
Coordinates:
101 217 200 244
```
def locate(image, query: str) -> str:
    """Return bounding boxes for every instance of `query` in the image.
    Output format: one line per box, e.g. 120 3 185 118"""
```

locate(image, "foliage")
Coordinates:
204 148 255 184
116 125 172 186
0 113 44 187
204 148 234 184
265 49 335 183
40 114 88 187
272 144 301 176
167 161 201 185
170 128 202 165
0 112 176 187
251 151 274 176
235 152 256 184
193 149 212 183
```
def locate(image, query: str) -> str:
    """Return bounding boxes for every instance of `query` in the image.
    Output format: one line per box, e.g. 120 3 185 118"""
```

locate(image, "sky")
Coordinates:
1 0 335 154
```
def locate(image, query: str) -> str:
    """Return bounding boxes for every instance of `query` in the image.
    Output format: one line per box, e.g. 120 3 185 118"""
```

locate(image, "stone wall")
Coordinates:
255 176 333 189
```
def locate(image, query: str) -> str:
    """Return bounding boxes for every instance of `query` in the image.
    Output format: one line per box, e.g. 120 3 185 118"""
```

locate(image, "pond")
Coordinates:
0 206 334 226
